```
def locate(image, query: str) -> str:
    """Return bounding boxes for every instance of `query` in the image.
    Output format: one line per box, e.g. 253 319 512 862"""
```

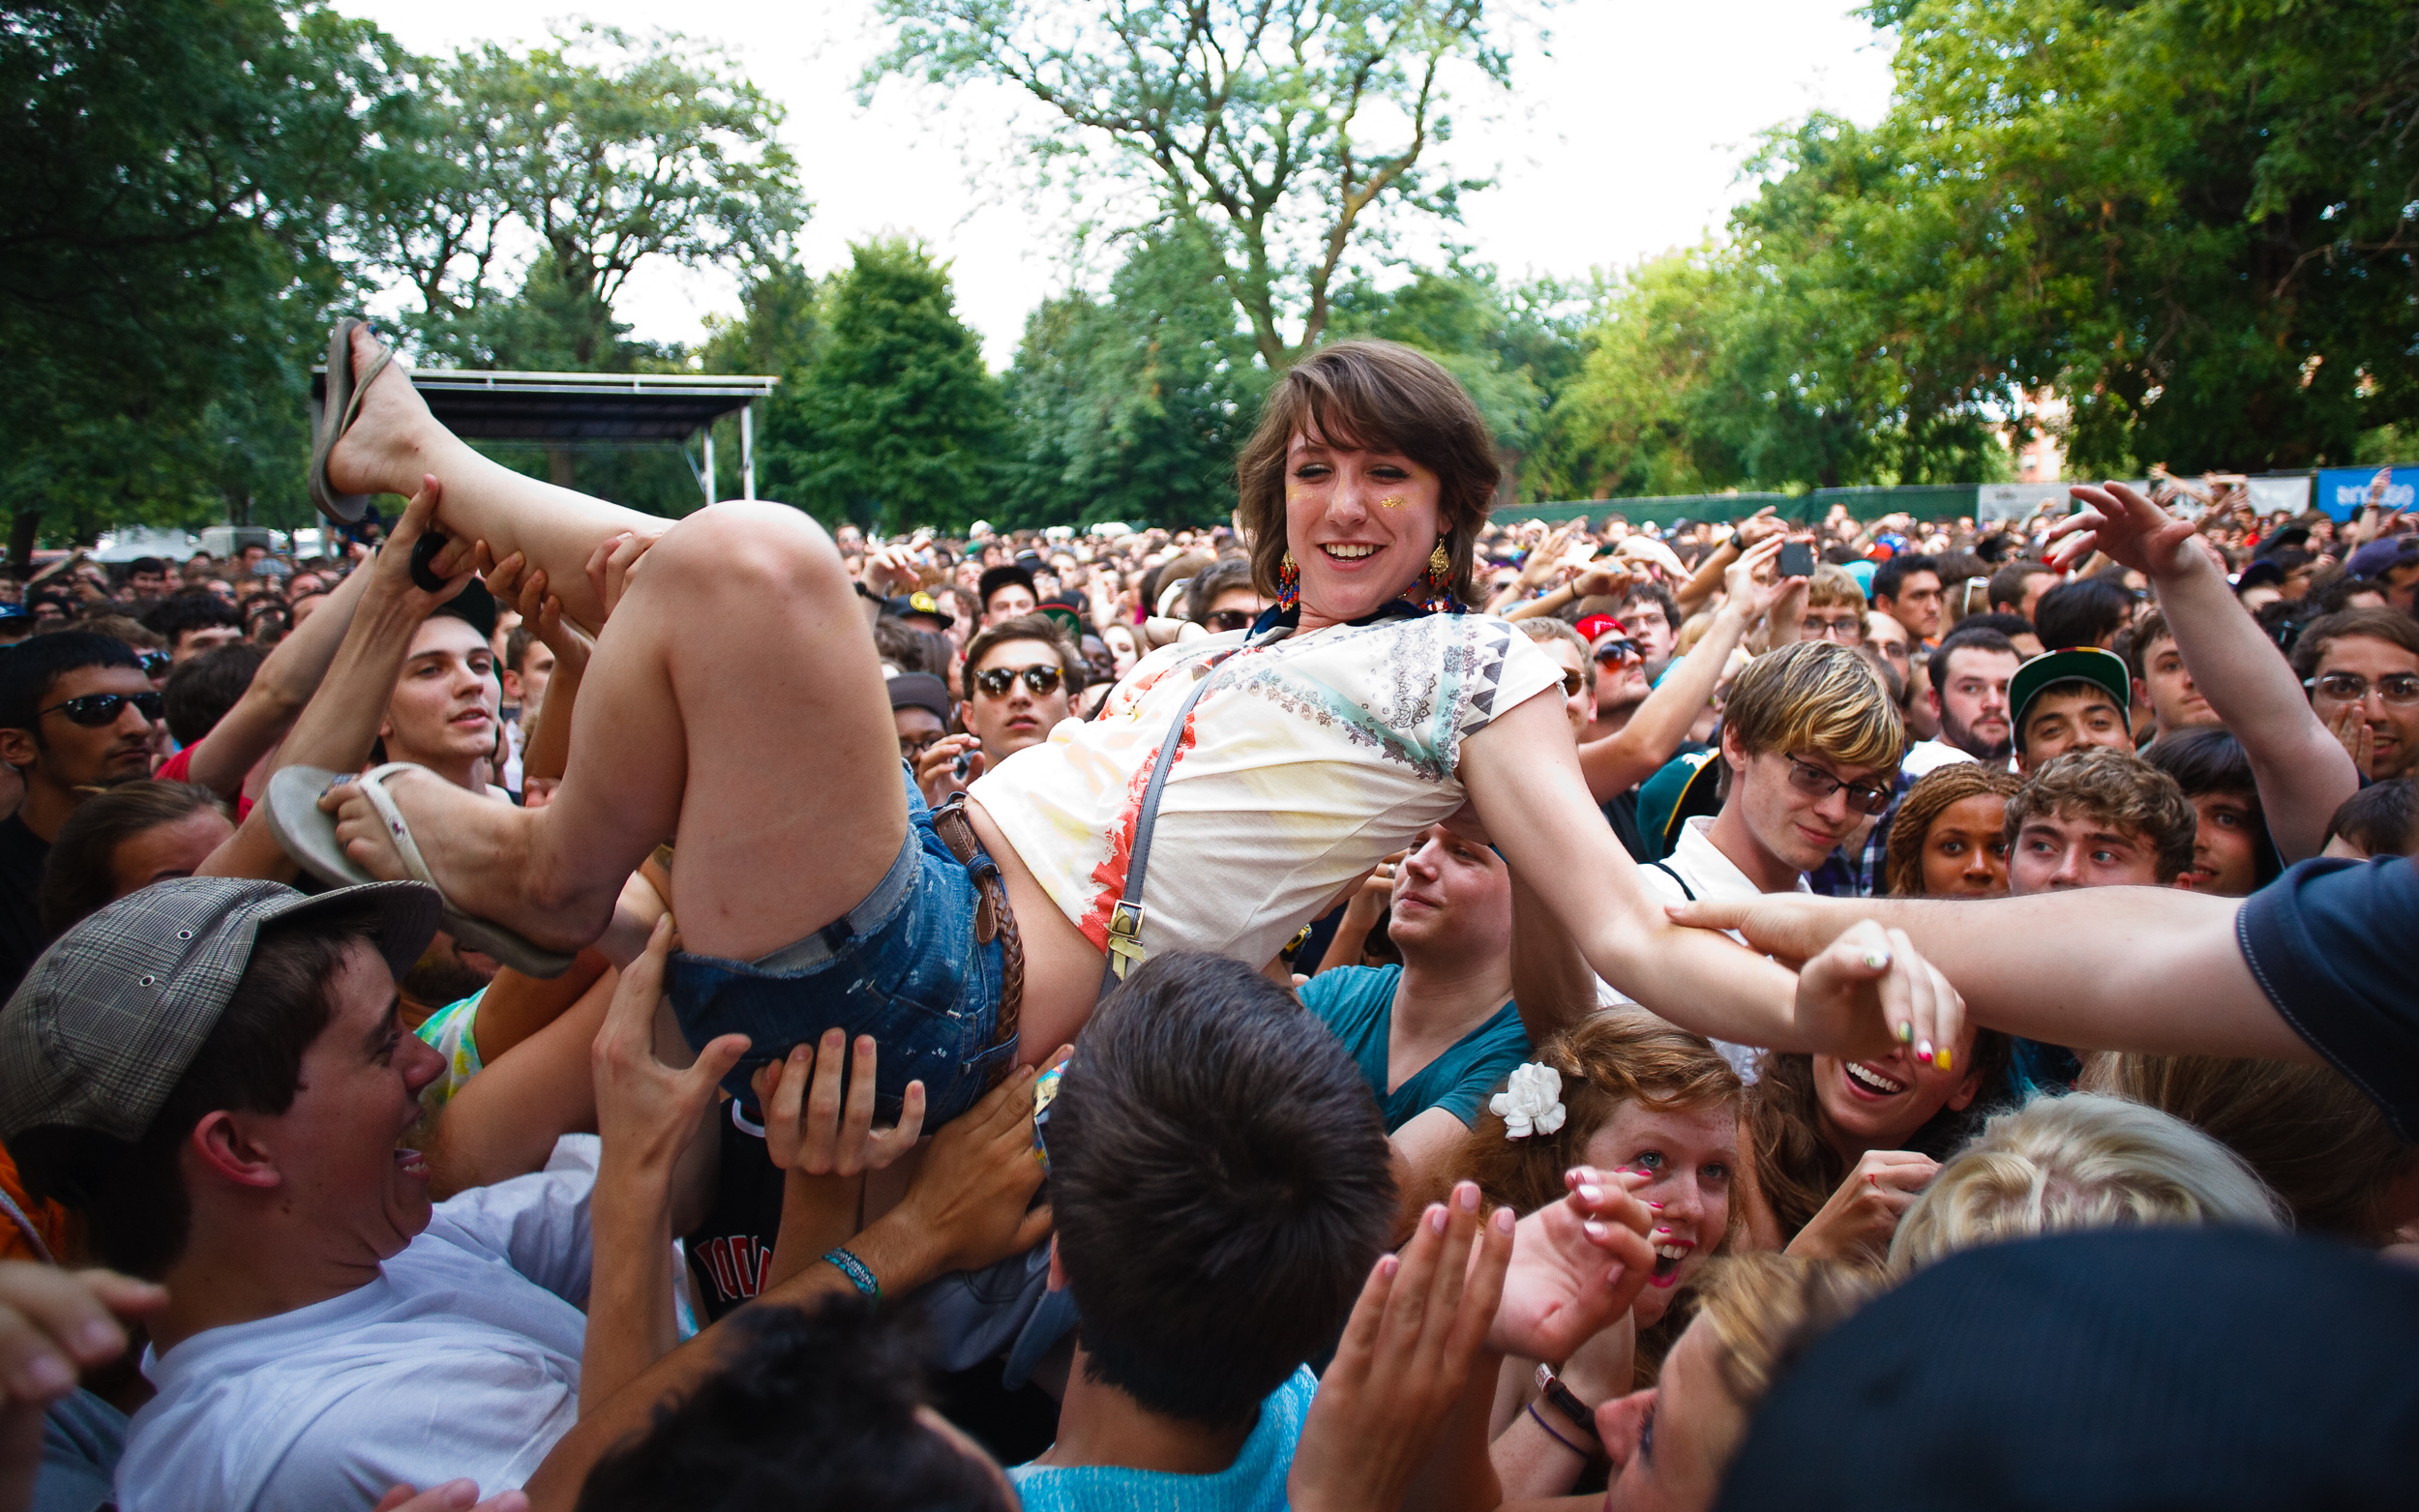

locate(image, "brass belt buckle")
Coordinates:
1105 899 1147 980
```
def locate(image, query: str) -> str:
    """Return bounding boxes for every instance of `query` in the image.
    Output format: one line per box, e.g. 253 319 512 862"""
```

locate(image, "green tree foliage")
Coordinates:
872 0 1514 367
1 0 403 549
998 234 1269 528
360 24 808 372
1329 261 1588 495
1545 0 2418 496
758 240 1006 531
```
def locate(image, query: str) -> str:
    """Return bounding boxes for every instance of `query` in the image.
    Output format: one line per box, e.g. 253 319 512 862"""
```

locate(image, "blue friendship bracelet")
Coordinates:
822 1247 881 1306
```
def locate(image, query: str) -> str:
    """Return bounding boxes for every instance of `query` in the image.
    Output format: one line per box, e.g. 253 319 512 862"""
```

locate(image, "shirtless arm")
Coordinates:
1663 888 2314 1066
1464 692 1931 1064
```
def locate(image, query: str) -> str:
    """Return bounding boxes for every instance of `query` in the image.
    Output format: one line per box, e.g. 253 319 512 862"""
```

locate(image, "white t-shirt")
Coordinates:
118 1137 600 1512
974 613 1562 971
1600 816 1810 1082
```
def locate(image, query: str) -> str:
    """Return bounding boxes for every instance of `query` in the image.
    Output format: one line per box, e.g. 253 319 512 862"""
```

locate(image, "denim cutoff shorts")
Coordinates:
667 765 1015 1124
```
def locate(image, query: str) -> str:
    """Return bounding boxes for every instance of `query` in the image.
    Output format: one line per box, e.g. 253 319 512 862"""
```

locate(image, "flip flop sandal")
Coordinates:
309 318 396 524
266 763 577 979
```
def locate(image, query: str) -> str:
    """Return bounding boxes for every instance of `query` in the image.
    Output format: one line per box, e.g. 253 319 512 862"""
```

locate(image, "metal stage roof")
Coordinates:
310 369 779 442
310 367 780 503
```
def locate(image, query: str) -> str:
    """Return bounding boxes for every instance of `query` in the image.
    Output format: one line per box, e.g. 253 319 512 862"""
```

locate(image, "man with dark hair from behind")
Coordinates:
575 1301 1016 1512
0 632 156 997
161 642 267 750
1014 950 1396 1507
1986 559 2057 621
2032 576 2135 652
139 592 245 667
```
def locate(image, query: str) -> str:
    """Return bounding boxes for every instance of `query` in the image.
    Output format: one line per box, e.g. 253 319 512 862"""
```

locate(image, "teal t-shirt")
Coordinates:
1298 964 1532 1133
1008 1365 1316 1512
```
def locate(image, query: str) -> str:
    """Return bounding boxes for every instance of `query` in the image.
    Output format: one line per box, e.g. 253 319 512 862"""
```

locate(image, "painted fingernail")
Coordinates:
1583 1220 1609 1240
1378 1254 1399 1278
1425 1205 1447 1234
1917 1040 1934 1061
1455 1183 1480 1212
1936 1048 1954 1071
1646 1201 1665 1210
1493 1207 1516 1232
1896 1021 1914 1044
1863 949 1891 970
1577 1184 1603 1204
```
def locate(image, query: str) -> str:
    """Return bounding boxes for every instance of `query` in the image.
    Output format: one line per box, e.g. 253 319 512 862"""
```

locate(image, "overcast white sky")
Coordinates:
346 1 1899 368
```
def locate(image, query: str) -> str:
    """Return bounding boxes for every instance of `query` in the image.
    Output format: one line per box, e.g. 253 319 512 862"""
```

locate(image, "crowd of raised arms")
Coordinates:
0 328 2410 1512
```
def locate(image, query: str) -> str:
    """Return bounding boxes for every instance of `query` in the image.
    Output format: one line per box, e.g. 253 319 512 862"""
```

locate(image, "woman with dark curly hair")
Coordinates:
1884 762 2022 898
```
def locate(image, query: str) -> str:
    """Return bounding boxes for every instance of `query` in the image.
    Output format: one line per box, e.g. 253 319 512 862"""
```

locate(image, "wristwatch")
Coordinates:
1535 1363 1601 1447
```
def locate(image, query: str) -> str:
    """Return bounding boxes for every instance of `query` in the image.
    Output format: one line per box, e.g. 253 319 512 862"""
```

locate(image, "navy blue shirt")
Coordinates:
2238 855 2419 1140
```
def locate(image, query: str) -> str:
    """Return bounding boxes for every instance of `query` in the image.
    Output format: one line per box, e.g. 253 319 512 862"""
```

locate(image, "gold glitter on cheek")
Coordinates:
1378 494 1407 509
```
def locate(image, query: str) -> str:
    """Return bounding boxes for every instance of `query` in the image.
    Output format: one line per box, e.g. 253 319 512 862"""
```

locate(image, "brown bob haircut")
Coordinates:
1234 340 1501 608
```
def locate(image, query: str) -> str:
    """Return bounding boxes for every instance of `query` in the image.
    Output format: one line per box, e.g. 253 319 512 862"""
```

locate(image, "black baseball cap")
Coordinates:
885 672 953 724
881 589 955 631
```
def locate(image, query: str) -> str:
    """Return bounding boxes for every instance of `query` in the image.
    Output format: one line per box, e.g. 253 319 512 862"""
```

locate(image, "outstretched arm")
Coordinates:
177 559 374 798
1578 536 1791 801
1465 693 1947 1063
198 478 473 882
1660 888 2314 1065
2048 482 2356 861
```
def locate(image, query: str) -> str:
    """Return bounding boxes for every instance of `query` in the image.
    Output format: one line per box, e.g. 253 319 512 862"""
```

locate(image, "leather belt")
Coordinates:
931 794 1024 1067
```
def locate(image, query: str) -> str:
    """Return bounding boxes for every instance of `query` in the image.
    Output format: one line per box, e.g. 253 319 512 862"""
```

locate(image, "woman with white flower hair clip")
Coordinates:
1453 1009 1746 1499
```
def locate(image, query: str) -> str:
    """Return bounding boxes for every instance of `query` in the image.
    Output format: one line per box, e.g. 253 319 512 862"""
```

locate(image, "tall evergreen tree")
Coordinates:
758 239 1004 531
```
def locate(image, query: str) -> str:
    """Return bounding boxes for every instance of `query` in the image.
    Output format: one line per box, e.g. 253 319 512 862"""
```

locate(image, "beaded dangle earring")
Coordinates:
1277 550 1300 612
1425 538 1453 609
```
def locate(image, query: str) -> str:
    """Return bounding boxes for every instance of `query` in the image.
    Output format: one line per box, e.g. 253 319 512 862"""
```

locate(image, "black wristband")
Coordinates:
1727 530 1747 553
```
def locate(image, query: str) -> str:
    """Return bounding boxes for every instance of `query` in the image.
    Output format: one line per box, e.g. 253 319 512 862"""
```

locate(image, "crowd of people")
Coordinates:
0 323 2410 1512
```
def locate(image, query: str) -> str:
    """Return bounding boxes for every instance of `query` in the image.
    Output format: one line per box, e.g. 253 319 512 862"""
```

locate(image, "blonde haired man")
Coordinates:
1604 641 1906 1076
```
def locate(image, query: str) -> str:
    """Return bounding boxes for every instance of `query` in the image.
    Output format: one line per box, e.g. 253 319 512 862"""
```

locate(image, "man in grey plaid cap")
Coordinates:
0 875 611 1511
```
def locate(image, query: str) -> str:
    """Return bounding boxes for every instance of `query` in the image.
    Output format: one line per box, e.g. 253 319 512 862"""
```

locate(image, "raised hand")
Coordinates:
590 917 748 1179
754 1029 925 1178
889 1056 1060 1278
584 531 654 625
2046 482 2197 579
371 476 475 609
2325 700 2378 782
1787 1149 1939 1264
1488 1168 1656 1364
1288 1182 1512 1512
1795 919 1962 1069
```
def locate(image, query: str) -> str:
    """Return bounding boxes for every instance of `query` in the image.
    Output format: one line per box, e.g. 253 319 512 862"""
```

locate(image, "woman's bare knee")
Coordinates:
643 502 851 608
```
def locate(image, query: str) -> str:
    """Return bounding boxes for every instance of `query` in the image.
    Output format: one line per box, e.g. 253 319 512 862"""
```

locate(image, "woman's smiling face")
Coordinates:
1582 1100 1737 1328
1283 424 1446 630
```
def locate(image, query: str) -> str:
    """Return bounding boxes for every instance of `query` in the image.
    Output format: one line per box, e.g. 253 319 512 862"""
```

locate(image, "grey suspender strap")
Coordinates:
1098 646 1244 996
1648 861 1697 903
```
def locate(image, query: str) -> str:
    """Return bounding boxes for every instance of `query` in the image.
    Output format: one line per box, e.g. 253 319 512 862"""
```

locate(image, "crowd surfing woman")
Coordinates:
1450 1011 1744 1499
279 326 1958 1132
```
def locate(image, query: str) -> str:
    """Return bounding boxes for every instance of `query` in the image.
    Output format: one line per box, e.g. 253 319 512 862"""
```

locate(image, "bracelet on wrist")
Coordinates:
822 1246 881 1308
1527 1399 1593 1458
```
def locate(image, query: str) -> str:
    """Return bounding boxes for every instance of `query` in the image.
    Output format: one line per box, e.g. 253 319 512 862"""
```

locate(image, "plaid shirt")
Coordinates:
1807 768 1914 898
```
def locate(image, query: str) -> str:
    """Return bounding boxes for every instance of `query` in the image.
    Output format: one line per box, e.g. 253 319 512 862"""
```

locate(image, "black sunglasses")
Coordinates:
136 650 171 676
1593 637 1641 665
973 664 1064 698
40 691 164 726
1205 609 1256 634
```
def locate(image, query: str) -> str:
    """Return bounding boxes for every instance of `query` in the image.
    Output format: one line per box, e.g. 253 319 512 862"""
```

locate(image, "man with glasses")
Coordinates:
1183 557 1270 635
914 614 1084 806
1800 565 1869 646
2292 608 2419 782
0 632 162 995
1602 641 1904 1077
